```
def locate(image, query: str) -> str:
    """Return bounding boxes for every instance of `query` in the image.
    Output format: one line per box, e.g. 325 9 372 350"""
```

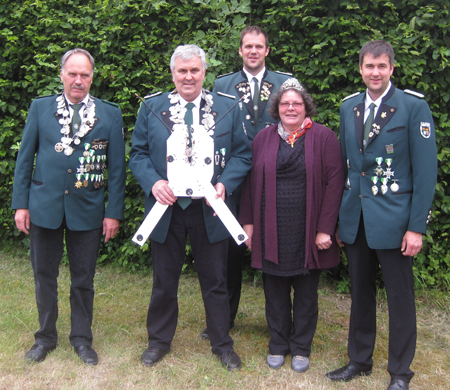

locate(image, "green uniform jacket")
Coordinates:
129 89 252 244
12 94 126 231
338 85 437 249
212 69 291 141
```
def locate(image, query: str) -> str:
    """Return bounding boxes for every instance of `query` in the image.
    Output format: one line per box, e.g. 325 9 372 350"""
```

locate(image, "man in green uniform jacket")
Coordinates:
326 40 437 390
129 44 251 371
207 26 291 339
12 48 126 365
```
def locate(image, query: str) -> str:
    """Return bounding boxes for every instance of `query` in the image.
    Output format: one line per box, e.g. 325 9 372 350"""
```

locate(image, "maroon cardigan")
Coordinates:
239 122 345 270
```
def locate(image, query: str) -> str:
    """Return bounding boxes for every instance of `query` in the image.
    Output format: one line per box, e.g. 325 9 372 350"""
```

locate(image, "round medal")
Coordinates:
64 147 74 156
390 182 399 192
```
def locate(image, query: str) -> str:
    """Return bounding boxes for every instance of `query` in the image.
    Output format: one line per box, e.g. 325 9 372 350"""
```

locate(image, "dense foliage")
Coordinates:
1 0 449 290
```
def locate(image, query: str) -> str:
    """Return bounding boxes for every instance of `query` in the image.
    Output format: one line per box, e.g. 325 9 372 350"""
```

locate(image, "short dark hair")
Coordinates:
359 40 395 66
240 26 269 48
269 87 317 120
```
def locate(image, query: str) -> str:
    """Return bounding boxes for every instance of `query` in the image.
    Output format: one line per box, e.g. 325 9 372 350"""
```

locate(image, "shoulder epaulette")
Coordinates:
144 91 163 99
216 72 234 79
101 99 120 107
216 91 236 99
404 89 425 99
34 94 58 100
342 92 361 102
275 70 293 76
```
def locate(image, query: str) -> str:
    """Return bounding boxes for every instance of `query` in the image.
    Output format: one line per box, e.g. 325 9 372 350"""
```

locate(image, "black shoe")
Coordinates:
387 379 409 390
141 347 168 367
219 350 241 371
74 345 98 365
201 328 209 340
325 362 372 382
25 344 56 363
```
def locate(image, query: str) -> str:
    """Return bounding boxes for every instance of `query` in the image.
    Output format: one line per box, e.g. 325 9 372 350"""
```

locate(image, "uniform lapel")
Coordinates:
234 70 253 116
353 98 365 151
366 85 397 148
258 70 272 115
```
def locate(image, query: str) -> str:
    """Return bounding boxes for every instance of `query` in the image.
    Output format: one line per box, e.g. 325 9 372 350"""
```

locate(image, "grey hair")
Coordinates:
170 45 207 72
61 48 95 75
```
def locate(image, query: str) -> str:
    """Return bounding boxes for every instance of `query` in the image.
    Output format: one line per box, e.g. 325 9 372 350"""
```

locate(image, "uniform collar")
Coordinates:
242 67 266 84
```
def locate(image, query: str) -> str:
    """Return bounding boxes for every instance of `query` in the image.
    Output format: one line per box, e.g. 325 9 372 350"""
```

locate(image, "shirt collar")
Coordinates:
179 93 202 109
364 81 391 108
243 67 266 84
65 94 90 107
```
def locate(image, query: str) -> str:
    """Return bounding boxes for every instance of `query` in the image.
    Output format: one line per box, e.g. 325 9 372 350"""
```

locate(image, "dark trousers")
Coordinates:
147 201 233 355
263 270 321 357
30 222 102 348
226 236 249 326
346 217 416 382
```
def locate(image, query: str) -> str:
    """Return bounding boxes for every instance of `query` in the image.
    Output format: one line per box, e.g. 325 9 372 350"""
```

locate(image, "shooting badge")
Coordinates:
371 176 378 196
381 177 388 195
390 179 399 192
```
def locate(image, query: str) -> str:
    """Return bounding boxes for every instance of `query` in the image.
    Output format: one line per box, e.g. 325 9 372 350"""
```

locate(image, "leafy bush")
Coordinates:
1 0 449 289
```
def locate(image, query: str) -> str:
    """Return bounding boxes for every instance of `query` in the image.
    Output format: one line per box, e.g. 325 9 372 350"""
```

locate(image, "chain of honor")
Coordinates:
54 94 96 156
168 89 215 162
371 157 398 196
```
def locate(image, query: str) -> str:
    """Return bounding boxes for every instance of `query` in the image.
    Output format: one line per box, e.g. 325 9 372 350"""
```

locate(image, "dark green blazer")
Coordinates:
129 89 252 244
212 69 291 141
338 85 437 249
12 94 126 231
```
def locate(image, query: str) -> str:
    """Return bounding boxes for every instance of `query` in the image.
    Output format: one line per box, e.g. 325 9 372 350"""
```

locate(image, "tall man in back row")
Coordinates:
325 40 437 390
12 48 126 365
205 26 291 340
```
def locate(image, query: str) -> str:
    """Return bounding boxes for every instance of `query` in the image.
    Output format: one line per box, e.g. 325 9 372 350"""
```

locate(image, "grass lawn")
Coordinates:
0 250 449 390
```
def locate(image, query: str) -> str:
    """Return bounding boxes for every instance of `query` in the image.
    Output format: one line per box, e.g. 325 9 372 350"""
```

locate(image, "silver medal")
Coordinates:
390 180 399 192
371 176 378 196
64 146 74 156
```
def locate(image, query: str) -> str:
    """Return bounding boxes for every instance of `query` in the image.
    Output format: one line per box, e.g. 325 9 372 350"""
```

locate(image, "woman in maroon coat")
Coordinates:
239 78 345 372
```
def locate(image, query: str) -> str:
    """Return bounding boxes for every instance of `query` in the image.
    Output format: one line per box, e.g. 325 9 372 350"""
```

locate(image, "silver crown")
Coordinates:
280 78 304 92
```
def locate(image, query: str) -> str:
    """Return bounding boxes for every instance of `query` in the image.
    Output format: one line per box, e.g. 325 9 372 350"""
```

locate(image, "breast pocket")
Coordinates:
386 126 405 133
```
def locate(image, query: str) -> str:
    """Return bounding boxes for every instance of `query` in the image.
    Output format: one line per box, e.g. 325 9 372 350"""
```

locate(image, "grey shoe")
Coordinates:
291 355 309 372
266 354 285 369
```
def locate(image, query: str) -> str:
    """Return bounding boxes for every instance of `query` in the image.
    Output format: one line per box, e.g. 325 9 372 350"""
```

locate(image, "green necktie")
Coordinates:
363 102 376 150
177 102 195 210
252 77 260 122
71 103 84 134
184 102 194 147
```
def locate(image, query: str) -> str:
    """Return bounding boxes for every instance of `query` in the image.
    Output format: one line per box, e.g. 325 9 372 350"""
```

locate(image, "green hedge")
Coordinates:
1 0 449 290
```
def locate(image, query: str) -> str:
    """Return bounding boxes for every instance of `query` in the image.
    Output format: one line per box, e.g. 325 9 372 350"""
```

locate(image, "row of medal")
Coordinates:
54 94 96 156
371 157 399 196
74 143 107 189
